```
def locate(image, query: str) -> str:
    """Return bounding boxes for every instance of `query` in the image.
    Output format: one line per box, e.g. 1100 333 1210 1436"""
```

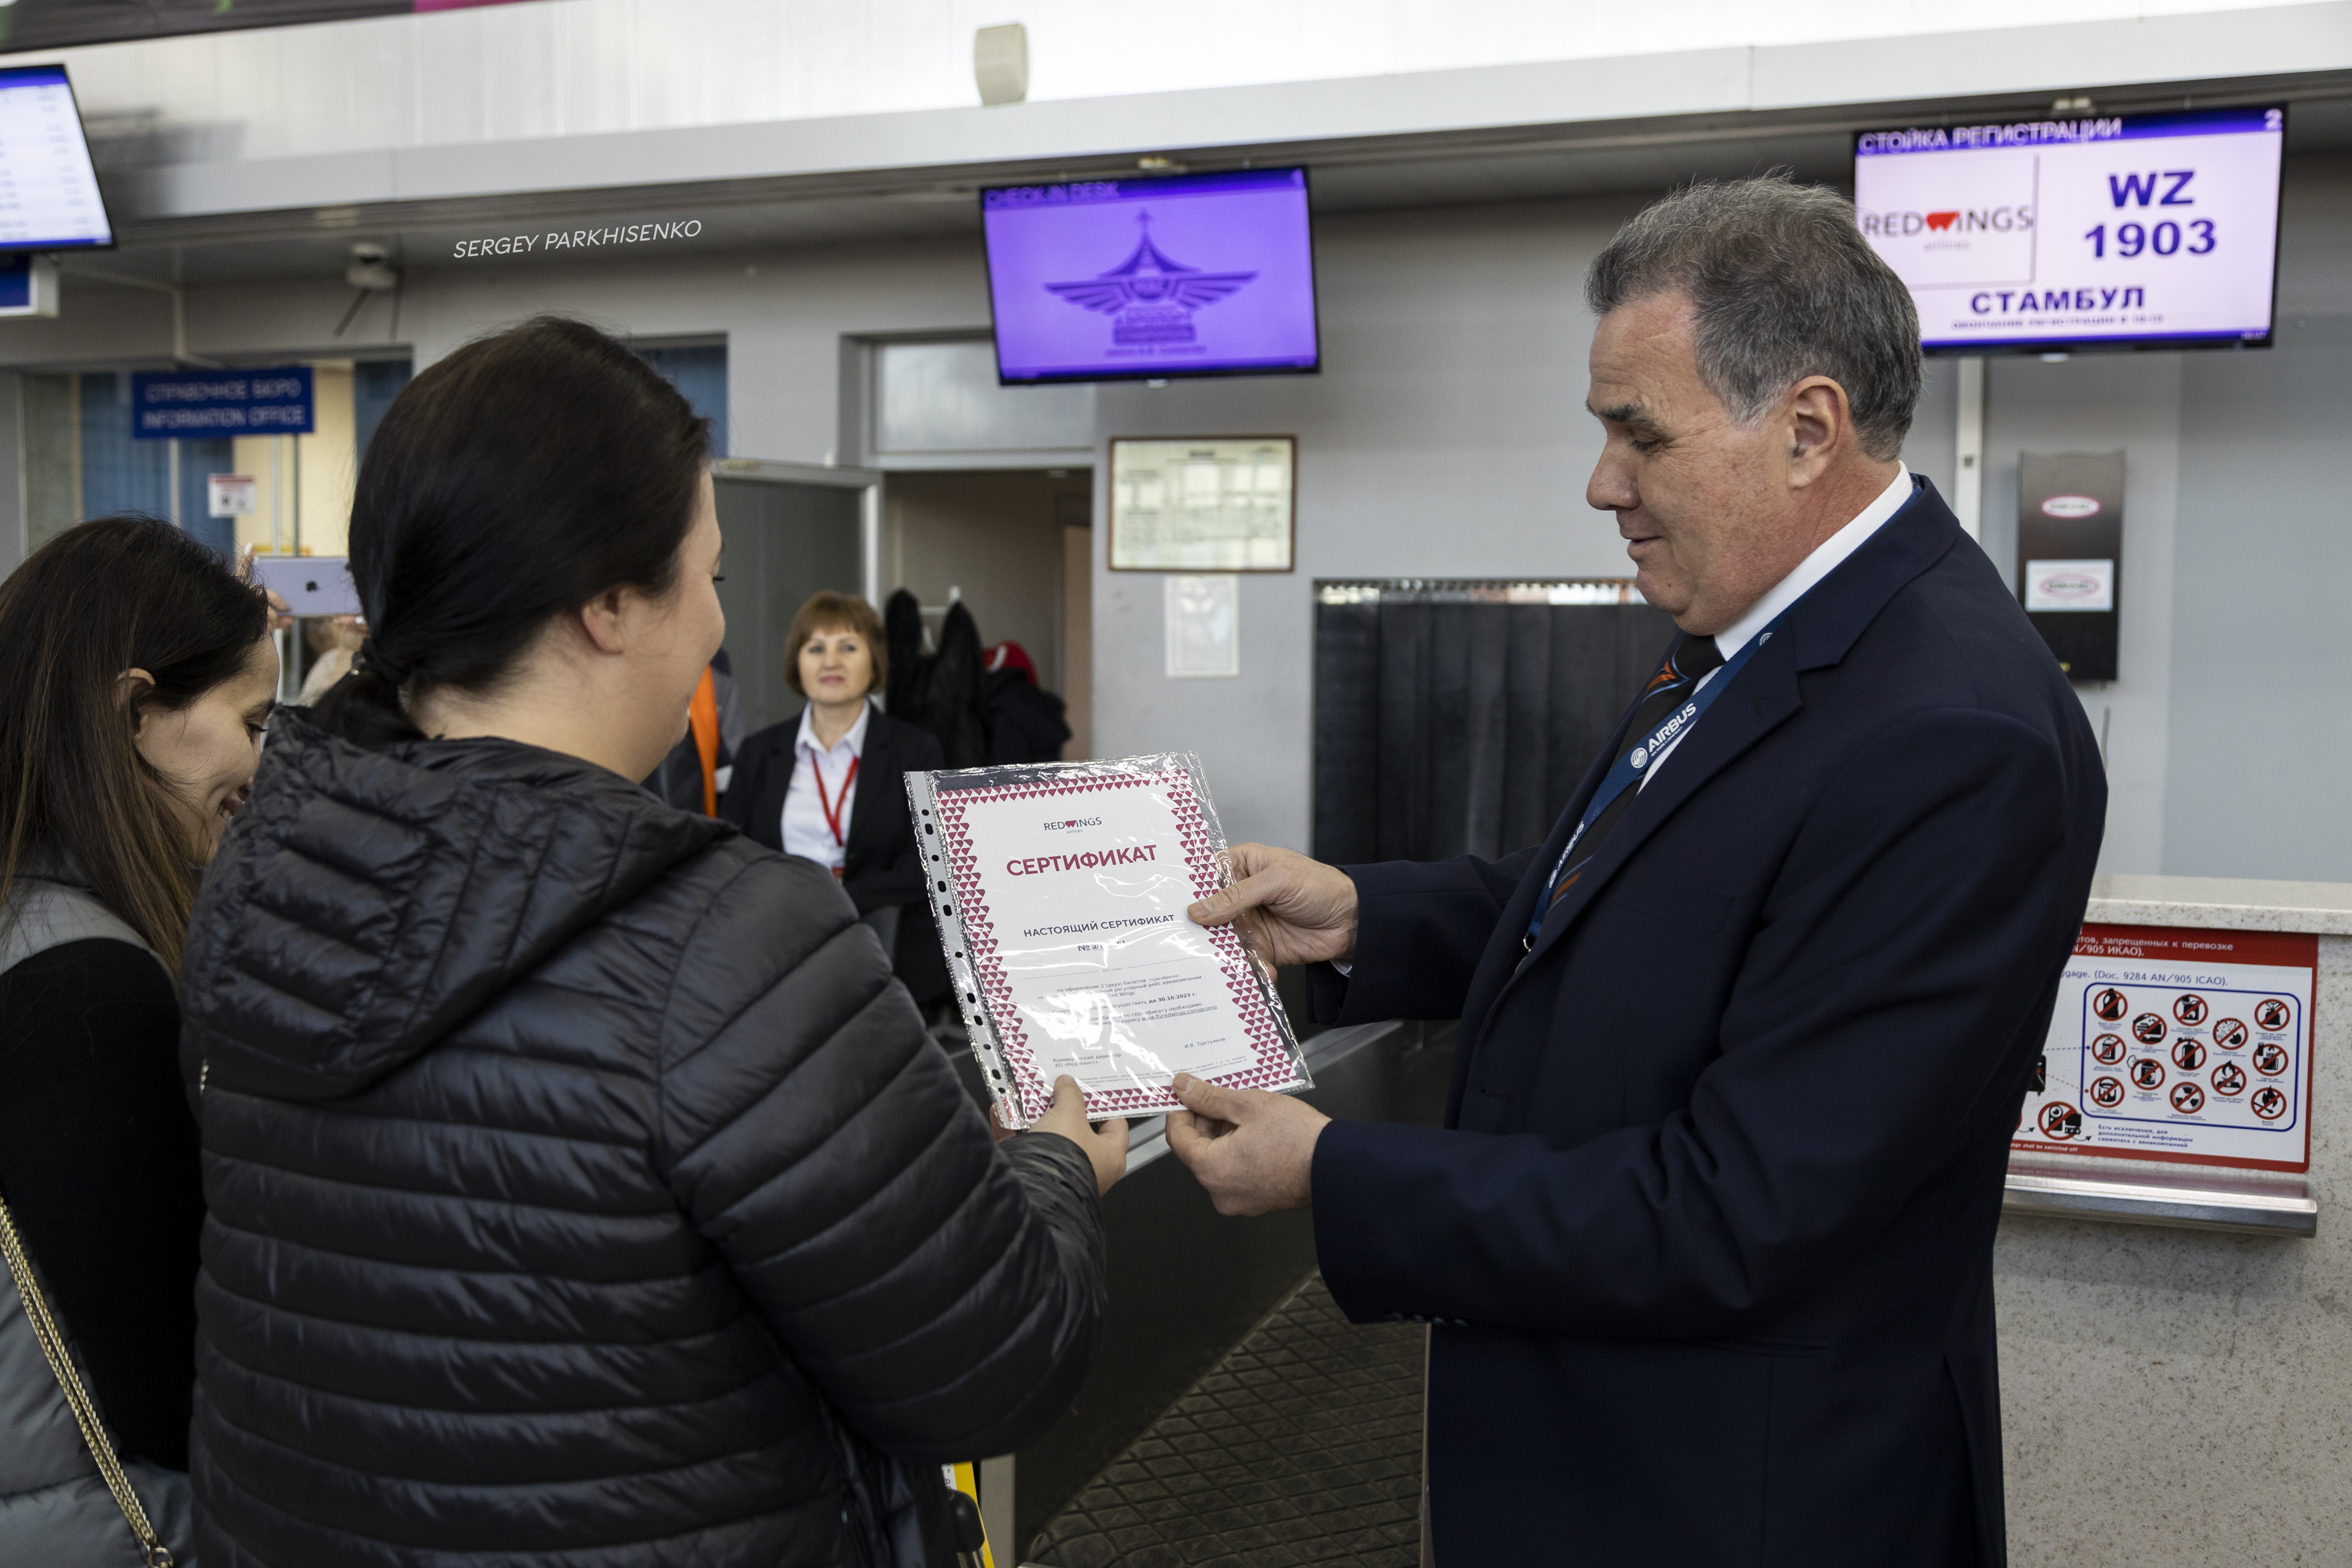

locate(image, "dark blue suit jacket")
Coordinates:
1310 480 2105 1567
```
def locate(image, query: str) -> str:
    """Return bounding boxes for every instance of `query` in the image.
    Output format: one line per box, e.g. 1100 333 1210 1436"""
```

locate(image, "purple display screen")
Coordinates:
983 168 1318 384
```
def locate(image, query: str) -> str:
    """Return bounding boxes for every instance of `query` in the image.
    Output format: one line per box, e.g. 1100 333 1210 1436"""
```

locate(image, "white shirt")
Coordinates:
782 701 871 875
1639 462 1913 787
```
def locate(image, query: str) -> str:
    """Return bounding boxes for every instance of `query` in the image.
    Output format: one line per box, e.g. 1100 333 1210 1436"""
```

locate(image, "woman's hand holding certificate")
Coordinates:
907 753 1313 1127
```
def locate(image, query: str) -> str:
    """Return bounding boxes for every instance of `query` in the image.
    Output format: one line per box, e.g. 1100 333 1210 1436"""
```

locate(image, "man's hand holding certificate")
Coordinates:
907 753 1312 1127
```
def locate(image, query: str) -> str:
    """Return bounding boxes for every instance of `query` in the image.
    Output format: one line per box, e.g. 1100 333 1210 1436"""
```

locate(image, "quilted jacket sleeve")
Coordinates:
656 847 1107 1461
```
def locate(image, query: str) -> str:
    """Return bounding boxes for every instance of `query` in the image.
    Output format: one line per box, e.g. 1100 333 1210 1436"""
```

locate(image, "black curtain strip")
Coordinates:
1314 587 1673 867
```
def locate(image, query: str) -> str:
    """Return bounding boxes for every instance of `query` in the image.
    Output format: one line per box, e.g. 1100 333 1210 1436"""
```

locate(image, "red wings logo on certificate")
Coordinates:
907 753 1311 1126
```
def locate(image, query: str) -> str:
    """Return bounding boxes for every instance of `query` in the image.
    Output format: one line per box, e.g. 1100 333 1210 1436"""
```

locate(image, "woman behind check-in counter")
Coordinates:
722 591 943 959
178 315 1125 1568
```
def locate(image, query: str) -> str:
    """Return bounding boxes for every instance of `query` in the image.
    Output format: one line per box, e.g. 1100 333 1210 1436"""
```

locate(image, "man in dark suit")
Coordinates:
1168 177 2106 1565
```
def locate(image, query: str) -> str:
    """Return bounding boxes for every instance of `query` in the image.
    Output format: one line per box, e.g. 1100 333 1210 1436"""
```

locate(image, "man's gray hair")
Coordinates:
1585 175 1923 462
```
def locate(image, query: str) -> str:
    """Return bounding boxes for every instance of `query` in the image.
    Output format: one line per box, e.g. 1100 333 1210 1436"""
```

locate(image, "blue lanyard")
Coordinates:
1524 611 1790 945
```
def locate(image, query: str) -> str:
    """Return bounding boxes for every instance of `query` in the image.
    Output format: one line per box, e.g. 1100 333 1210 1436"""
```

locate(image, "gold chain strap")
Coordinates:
0 1194 176 1568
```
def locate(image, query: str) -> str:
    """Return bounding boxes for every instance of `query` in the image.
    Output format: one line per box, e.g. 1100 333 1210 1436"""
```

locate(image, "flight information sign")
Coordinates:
0 65 112 252
1855 106 2282 353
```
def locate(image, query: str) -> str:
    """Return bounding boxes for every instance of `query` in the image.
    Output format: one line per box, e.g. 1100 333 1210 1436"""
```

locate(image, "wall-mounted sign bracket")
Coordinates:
2005 1155 2317 1237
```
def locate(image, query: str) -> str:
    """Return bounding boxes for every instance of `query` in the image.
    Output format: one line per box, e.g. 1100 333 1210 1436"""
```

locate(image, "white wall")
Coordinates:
8 162 2352 878
1089 165 2352 877
1088 196 1981 852
1979 353 2185 875
35 0 2337 165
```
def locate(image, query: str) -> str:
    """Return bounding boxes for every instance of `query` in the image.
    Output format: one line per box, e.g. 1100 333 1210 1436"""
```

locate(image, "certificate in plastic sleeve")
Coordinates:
907 753 1311 1126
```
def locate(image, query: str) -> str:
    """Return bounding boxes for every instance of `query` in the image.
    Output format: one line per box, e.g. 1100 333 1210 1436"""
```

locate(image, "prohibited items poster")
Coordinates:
2014 924 2316 1172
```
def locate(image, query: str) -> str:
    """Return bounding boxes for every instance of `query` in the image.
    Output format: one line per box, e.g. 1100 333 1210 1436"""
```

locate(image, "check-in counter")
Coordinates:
995 1018 1456 1552
1996 875 2350 1566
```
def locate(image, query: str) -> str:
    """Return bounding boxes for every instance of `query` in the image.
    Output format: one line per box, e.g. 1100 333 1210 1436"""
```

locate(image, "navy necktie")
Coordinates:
1534 631 1724 934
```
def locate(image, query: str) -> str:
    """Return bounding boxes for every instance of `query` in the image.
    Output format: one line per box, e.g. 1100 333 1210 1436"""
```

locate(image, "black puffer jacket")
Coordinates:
178 714 1106 1567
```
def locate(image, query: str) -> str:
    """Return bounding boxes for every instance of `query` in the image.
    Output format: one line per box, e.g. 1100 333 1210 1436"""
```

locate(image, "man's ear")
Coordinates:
118 668 156 736
1783 376 1853 489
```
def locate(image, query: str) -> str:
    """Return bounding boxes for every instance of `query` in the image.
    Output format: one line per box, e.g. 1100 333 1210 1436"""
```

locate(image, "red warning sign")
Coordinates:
2254 998 2292 1032
2251 1086 2289 1121
2090 1034 2127 1065
2132 1012 2168 1045
2129 1058 2166 1091
2092 987 2129 1021
2211 1062 2248 1096
2170 1082 2206 1114
2089 1075 2127 1109
2253 1041 2290 1076
2173 993 2208 1025
2170 1038 2207 1072
2039 1101 2083 1139
2211 1018 2248 1051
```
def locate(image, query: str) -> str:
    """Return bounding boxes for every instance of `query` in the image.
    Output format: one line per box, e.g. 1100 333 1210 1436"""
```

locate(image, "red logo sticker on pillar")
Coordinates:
2015 925 2316 1172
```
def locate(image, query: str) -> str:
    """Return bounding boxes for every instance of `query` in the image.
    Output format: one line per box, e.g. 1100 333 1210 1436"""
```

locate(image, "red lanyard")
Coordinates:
812 753 860 855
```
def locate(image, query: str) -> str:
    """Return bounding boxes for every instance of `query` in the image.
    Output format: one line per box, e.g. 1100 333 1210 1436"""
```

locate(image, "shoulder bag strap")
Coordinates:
0 1191 176 1566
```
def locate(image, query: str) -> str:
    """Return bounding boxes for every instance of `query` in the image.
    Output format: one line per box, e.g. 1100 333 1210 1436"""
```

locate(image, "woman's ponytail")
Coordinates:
307 315 709 750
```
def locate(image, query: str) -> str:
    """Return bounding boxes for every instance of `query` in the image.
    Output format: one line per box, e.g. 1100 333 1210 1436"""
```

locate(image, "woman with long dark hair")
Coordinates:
179 316 1125 1568
0 514 276 1566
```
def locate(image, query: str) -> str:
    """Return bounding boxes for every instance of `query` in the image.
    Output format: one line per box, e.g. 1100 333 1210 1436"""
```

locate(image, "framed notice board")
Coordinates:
1108 436 1295 571
2015 924 2316 1172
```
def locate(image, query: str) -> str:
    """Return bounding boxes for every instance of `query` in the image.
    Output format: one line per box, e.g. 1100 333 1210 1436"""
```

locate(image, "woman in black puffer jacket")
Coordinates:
178 316 1127 1568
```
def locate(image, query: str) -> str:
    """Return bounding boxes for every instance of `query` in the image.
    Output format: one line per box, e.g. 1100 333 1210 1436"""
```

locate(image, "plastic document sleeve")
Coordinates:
906 752 1311 1128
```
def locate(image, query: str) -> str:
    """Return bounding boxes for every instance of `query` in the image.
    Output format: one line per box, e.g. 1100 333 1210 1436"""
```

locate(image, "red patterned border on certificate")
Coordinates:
931 763 1298 1121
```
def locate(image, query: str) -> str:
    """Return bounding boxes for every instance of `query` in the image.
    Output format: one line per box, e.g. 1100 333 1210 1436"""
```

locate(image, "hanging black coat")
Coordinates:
177 714 1107 1568
884 589 926 721
915 604 990 770
983 668 1071 765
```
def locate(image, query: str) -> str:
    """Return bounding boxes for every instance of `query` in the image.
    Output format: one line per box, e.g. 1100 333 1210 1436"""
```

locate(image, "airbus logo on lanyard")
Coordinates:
1630 696 1703 770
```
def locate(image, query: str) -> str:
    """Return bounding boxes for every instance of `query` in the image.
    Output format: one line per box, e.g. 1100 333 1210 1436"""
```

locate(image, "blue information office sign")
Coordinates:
129 366 313 440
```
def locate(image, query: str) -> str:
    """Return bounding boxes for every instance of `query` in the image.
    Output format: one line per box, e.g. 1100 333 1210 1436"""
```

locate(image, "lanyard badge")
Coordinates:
813 754 860 877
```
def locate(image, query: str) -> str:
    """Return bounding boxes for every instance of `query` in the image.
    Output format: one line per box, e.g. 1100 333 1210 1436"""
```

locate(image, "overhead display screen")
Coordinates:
983 168 1318 385
0 65 111 252
1855 106 2283 353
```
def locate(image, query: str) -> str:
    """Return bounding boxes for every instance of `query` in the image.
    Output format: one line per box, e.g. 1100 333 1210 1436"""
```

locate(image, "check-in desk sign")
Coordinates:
2010 925 2318 1236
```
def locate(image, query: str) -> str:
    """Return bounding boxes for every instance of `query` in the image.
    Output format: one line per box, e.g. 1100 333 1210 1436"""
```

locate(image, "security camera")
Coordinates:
346 242 399 292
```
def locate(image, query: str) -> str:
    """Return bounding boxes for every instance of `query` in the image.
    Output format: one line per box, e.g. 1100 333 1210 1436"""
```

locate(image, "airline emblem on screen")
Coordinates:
1045 213 1257 349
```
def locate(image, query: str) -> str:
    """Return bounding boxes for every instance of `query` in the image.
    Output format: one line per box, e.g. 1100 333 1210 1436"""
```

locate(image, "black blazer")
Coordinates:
1310 480 2106 1568
721 706 945 916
